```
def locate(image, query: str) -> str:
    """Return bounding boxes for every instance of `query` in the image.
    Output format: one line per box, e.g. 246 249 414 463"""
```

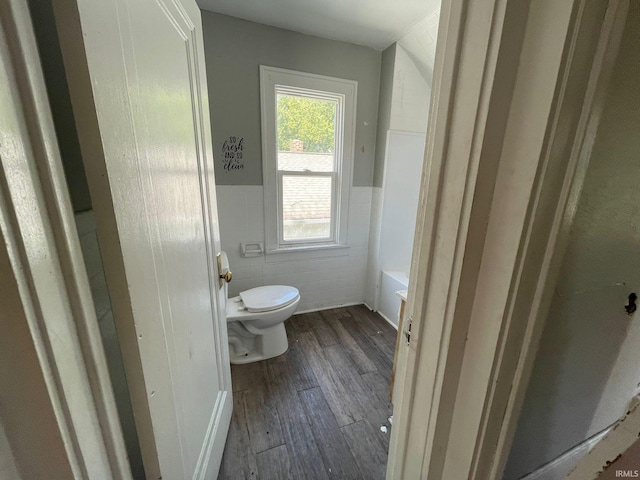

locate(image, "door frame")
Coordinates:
0 1 130 478
389 0 628 479
3 0 630 478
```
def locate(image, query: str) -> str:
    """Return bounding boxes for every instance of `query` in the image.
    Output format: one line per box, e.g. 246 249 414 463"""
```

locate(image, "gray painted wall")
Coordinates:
202 12 381 186
373 44 396 188
505 5 640 478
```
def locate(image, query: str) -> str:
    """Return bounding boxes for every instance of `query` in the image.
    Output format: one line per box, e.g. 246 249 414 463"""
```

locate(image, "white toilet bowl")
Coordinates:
219 252 300 364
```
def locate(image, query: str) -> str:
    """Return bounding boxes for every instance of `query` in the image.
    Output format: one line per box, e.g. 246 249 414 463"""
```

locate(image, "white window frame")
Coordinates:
260 65 357 254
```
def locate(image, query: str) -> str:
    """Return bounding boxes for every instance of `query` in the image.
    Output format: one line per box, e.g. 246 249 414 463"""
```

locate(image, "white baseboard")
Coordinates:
376 310 399 331
294 301 363 316
363 302 399 330
363 301 375 311
295 302 399 331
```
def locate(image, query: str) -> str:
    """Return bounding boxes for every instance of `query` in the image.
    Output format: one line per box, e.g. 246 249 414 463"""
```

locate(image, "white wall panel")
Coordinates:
216 186 372 312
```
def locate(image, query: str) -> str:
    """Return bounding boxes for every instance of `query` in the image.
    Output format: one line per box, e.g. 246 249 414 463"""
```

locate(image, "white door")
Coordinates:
54 0 232 478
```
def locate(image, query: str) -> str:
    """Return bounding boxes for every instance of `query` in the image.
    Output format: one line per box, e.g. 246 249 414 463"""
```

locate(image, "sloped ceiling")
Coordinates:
197 0 441 51
397 10 440 86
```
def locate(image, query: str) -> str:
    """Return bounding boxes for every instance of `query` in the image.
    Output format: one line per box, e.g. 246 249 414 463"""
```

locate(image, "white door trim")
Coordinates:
0 1 130 478
388 0 629 479
483 2 629 477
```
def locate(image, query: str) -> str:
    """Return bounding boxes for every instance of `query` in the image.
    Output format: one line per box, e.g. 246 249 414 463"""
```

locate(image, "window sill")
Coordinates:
265 243 350 262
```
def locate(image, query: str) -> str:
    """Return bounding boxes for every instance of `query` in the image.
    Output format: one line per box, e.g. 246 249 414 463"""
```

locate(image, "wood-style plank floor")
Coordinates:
218 305 396 480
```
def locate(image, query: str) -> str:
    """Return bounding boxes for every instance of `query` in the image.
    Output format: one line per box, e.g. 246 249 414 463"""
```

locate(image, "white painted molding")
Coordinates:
0 1 130 478
375 310 400 331
387 0 519 475
387 0 629 479
260 65 356 254
484 2 630 477
294 301 363 316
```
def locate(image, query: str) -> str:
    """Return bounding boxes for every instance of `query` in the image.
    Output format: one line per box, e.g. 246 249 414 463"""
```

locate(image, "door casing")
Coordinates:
388 0 629 479
0 0 130 478
2 0 629 478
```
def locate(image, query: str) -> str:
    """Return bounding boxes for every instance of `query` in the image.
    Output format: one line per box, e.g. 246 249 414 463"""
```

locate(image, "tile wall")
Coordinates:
215 186 373 312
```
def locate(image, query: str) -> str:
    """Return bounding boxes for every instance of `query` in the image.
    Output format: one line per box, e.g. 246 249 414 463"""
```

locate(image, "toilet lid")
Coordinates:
239 285 299 313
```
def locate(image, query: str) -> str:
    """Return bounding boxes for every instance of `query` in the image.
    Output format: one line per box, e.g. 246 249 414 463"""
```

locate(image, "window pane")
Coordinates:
277 93 336 172
282 175 332 241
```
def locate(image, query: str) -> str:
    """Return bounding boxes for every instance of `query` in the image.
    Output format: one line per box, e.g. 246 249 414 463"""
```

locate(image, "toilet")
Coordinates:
219 252 300 364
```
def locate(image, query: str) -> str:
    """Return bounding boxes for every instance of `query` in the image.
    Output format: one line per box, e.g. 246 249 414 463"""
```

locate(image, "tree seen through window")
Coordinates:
277 94 336 153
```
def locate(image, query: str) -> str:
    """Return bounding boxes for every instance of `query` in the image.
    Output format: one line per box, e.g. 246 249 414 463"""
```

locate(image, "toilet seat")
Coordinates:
239 285 299 313
219 250 299 364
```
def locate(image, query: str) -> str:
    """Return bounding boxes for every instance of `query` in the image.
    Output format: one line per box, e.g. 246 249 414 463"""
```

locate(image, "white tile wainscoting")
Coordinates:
215 185 373 312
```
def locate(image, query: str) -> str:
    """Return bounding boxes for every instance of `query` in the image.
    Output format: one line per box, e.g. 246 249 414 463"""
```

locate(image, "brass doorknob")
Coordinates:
220 271 232 283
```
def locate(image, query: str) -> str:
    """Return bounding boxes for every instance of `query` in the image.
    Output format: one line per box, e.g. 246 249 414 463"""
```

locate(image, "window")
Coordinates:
260 66 357 253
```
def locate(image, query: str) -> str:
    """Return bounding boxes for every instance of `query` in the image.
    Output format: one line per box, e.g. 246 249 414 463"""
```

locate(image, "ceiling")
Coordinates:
196 0 441 51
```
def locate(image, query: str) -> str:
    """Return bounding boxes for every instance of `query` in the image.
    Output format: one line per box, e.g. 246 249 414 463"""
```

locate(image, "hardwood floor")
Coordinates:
218 305 396 480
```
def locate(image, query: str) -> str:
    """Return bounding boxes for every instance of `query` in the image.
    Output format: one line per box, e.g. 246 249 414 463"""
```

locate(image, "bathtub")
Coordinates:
378 270 409 329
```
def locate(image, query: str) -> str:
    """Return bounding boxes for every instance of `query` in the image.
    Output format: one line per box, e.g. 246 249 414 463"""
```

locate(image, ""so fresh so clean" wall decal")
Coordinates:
222 136 245 172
